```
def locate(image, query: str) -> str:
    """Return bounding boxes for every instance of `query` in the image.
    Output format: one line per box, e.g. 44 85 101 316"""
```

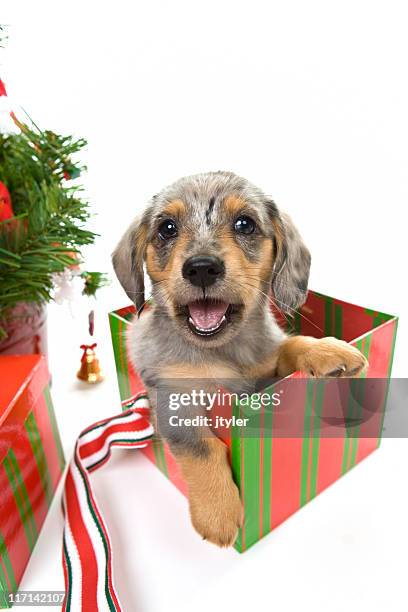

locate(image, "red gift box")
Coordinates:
109 290 398 552
0 356 65 608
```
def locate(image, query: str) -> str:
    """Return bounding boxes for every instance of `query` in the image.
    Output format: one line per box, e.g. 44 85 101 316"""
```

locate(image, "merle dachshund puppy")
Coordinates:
113 171 367 547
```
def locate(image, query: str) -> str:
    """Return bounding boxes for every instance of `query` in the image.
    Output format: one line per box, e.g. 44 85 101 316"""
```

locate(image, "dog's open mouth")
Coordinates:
183 299 243 337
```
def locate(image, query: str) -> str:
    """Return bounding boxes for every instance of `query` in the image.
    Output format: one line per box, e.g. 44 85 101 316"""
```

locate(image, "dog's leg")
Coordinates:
170 436 242 547
148 369 242 548
247 336 368 380
276 335 368 378
156 412 242 547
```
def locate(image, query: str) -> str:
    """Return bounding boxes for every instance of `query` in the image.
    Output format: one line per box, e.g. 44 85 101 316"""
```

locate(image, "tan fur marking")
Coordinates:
135 223 148 260
145 233 189 283
172 437 242 547
161 362 241 380
223 194 245 216
216 231 274 313
162 199 186 218
271 216 285 265
145 244 166 282
247 353 279 380
258 238 274 282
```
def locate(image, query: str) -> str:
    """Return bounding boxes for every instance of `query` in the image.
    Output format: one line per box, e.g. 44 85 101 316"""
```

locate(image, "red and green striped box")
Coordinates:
109 290 398 552
0 355 65 608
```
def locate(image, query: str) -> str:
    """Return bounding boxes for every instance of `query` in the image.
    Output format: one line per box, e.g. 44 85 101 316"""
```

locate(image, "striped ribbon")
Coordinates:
62 394 153 612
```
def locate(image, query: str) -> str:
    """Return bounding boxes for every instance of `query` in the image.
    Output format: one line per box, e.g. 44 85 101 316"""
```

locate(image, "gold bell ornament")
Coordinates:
77 343 104 383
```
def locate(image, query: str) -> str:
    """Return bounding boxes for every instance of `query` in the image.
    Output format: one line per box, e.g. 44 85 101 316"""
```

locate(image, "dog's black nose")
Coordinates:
182 256 225 288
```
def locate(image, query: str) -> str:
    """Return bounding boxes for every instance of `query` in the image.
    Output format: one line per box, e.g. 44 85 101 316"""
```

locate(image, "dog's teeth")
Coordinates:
189 315 226 333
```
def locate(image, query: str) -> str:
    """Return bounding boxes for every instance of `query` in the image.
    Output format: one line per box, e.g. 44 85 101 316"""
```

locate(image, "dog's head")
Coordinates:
113 171 311 347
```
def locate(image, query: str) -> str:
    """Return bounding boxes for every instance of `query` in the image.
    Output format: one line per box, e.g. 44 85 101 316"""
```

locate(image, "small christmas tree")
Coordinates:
0 31 106 340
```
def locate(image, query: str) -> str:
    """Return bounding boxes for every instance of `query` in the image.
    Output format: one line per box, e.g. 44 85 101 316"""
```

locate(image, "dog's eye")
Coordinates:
158 219 178 240
234 215 256 235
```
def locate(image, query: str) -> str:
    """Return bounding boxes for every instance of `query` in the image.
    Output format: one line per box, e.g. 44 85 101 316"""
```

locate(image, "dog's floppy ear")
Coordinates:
266 201 311 313
112 217 148 312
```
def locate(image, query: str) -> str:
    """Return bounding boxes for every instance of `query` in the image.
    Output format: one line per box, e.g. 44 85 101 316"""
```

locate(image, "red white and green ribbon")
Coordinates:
62 394 153 612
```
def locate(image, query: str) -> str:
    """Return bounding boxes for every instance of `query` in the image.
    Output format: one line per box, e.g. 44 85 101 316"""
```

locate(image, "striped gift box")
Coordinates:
109 290 398 552
0 355 65 608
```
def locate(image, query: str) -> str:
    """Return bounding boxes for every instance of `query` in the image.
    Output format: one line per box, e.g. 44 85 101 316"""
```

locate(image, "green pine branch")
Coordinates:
0 119 107 328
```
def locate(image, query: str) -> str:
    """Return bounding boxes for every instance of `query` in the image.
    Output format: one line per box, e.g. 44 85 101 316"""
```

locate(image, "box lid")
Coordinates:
0 354 48 427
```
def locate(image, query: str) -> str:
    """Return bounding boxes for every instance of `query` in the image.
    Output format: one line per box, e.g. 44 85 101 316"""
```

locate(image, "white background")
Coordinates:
1 2 408 611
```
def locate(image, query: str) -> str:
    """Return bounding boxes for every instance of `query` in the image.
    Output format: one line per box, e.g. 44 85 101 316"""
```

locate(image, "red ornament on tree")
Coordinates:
0 180 13 222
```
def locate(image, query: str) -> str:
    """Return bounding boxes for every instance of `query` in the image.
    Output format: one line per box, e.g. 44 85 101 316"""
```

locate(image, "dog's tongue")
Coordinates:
188 300 229 330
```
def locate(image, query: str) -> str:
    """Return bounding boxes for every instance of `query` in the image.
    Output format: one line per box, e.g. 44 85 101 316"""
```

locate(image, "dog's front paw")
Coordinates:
189 476 242 547
298 337 368 377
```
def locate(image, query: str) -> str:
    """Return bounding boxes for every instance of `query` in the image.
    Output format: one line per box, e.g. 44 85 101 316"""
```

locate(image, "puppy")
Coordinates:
113 171 367 547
